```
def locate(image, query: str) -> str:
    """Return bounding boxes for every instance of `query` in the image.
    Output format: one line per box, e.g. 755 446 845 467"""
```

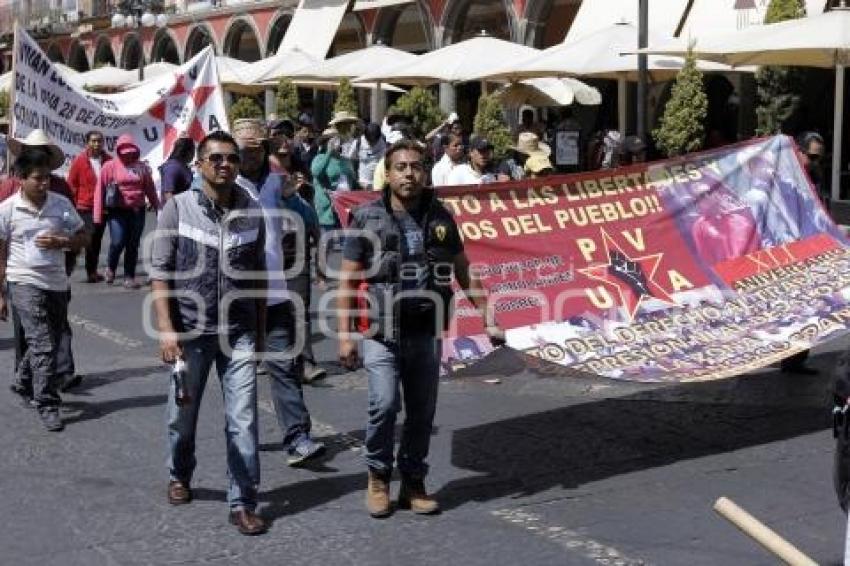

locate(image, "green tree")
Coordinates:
653 47 708 157
764 0 804 23
334 78 358 115
473 93 512 159
275 78 299 120
755 0 806 135
0 90 8 118
228 96 264 124
388 86 444 139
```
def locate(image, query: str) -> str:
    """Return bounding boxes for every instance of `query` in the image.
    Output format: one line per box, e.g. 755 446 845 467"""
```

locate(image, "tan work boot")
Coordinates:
366 469 392 518
398 476 440 515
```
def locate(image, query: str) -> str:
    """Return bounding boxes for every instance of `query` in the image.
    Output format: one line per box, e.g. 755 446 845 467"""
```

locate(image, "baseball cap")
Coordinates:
469 137 494 152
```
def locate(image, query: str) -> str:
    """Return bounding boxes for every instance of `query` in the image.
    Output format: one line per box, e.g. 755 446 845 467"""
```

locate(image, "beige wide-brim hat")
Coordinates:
8 129 65 170
232 118 267 148
512 131 551 158
328 110 360 127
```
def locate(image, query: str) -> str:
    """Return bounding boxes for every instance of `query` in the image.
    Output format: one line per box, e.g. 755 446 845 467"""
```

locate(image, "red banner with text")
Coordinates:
334 136 849 382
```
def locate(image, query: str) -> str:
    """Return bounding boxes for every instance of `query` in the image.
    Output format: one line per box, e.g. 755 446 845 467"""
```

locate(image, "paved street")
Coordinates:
2 247 849 565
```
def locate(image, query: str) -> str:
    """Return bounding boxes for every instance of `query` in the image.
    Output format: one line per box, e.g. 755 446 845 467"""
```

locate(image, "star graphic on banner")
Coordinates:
577 229 677 321
147 72 216 158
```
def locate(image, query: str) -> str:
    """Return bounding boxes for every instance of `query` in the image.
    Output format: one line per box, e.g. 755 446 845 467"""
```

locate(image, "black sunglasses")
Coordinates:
806 153 823 162
204 153 241 165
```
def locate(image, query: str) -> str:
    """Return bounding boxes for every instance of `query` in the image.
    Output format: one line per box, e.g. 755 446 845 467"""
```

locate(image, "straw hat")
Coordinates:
525 154 554 175
328 110 360 127
8 129 65 170
320 127 339 139
232 118 267 148
513 132 551 158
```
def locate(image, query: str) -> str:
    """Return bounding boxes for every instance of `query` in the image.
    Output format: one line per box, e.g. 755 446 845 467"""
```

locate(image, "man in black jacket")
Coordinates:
338 140 504 518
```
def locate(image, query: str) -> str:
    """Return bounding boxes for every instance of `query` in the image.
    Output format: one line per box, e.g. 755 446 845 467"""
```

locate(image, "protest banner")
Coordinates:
334 135 850 382
10 25 227 174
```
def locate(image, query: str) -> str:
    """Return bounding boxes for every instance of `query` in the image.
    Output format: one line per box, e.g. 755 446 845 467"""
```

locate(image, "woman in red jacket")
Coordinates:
94 134 160 288
67 131 112 282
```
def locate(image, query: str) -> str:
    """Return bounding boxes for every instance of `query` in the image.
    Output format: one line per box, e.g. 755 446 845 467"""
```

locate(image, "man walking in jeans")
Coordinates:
150 130 268 535
231 119 325 467
0 147 89 431
338 140 504 518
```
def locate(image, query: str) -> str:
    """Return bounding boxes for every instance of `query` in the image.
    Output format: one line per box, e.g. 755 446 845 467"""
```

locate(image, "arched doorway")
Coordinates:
46 43 65 63
120 34 143 70
67 41 90 71
266 12 292 56
185 25 216 60
524 0 582 48
93 35 116 67
328 12 366 57
150 29 181 64
223 18 263 62
373 1 433 53
441 0 516 45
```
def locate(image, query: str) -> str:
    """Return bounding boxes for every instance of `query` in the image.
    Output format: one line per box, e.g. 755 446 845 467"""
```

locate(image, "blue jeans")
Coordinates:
363 336 441 478
107 208 145 278
265 302 312 449
166 333 259 510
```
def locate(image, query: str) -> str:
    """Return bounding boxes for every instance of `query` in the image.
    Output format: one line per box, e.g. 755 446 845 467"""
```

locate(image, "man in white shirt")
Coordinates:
0 148 89 431
446 137 504 186
431 133 466 187
357 123 386 190
232 119 326 467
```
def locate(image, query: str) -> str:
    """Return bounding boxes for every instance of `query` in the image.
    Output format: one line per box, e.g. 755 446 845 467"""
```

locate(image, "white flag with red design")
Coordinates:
10 25 228 174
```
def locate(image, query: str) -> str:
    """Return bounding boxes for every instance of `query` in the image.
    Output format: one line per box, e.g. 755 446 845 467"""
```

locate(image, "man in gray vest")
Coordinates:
338 140 504 518
151 130 268 535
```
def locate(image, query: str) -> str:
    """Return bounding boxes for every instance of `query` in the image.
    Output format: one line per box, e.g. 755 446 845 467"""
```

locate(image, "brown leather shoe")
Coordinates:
398 476 440 515
229 509 267 536
366 469 392 518
167 480 191 505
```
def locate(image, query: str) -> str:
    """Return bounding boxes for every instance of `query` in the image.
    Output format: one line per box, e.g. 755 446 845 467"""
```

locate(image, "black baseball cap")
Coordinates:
469 137 494 152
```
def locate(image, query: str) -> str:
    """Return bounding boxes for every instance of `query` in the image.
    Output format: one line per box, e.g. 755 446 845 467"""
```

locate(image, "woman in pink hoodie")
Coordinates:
94 134 160 288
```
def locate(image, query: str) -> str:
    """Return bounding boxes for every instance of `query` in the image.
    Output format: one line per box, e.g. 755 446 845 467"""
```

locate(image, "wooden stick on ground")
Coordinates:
713 497 818 566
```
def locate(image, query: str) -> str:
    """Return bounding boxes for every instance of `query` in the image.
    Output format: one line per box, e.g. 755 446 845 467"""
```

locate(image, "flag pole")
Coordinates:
833 64 844 203
7 21 18 170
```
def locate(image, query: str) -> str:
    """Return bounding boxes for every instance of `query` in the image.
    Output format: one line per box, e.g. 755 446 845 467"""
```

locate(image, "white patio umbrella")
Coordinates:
471 23 750 138
216 55 256 86
634 7 850 201
354 33 541 85
244 47 320 84
495 78 602 108
287 79 405 93
122 62 181 90
70 65 137 90
281 43 416 120
141 61 178 80
293 44 417 80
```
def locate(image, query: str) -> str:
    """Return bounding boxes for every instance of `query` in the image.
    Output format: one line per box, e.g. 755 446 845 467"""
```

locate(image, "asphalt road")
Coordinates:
1 228 848 565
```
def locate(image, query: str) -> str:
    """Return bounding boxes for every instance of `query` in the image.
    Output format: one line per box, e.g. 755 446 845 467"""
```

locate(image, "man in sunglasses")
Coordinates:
150 130 269 536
